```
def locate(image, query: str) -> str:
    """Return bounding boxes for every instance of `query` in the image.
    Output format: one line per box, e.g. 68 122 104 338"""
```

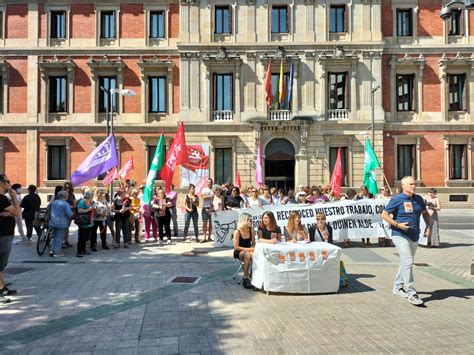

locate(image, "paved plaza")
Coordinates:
0 209 473 354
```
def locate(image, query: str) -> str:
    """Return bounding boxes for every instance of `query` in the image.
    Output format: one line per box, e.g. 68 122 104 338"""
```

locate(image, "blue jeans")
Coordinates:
51 227 67 254
184 211 199 239
392 235 418 296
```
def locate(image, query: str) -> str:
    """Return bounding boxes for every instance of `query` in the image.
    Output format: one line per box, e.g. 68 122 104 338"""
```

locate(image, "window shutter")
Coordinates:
447 14 452 35
461 74 467 111
228 6 233 34
411 75 416 111
449 145 454 179
462 145 467 179
344 72 349 109
286 6 289 33
344 5 349 33
459 10 465 36
212 74 216 111
230 73 234 111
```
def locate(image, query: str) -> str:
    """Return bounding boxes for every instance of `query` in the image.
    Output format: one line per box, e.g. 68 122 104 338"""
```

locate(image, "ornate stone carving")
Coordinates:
37 56 75 80
87 56 124 72
261 46 300 63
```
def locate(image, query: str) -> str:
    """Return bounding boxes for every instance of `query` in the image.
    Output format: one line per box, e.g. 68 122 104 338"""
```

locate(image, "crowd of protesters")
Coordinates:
0 173 443 299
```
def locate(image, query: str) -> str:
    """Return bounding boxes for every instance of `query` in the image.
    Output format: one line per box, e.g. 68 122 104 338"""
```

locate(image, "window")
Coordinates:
397 145 415 180
146 144 167 170
149 76 166 113
448 74 467 111
215 148 232 185
329 147 348 186
50 11 66 39
396 9 412 36
330 5 346 33
271 6 288 33
100 11 116 39
447 9 463 36
49 76 67 113
213 74 233 111
215 6 231 34
0 75 3 114
98 76 117 113
150 11 165 38
0 11 3 39
328 72 348 109
48 145 66 180
271 73 291 110
396 74 415 111
449 144 467 180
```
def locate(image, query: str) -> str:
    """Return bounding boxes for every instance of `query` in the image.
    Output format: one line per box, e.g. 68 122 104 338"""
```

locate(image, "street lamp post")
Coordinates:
99 87 136 200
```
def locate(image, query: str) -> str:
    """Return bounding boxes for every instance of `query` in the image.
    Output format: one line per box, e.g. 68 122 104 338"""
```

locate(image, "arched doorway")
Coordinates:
264 138 295 191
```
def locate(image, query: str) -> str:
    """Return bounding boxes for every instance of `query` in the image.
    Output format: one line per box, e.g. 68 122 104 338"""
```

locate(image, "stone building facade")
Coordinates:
0 0 472 205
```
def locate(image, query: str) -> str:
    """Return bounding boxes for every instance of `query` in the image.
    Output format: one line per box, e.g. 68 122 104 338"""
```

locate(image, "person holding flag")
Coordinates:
142 132 165 205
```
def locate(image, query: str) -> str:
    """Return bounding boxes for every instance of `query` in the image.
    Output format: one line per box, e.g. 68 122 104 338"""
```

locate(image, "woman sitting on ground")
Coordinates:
233 213 255 289
284 211 309 242
257 211 281 244
308 212 333 243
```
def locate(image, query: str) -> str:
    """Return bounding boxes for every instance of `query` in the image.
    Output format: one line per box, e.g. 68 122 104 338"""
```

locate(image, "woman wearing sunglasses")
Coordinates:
309 212 333 244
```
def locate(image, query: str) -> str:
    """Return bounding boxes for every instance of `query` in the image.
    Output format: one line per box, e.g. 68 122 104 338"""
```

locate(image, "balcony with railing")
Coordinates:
327 109 349 120
212 110 234 121
268 110 292 121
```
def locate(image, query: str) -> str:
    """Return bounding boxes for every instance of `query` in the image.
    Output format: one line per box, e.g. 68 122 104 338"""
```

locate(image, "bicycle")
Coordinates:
36 208 54 256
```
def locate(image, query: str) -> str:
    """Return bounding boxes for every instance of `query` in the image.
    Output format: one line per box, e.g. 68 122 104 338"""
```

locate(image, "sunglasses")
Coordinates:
1 180 10 184
317 218 326 221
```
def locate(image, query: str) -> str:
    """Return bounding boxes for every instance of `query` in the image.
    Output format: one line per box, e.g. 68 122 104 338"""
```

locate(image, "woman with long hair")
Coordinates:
257 211 281 244
309 212 333 243
182 184 200 242
233 213 255 289
284 211 309 242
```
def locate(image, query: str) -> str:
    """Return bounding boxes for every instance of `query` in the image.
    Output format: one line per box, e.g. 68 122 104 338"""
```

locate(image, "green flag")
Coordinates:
363 139 380 196
142 134 165 204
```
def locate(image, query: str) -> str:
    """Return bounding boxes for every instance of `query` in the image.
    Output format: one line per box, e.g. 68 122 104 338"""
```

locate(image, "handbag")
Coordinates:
74 199 92 227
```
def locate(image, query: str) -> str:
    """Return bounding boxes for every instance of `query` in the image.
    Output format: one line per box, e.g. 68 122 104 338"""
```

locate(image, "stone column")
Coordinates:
26 130 38 185
29 56 40 123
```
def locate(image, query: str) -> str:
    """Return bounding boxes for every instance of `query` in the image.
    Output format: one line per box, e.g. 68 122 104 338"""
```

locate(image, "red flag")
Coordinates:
103 167 117 187
117 157 134 180
235 171 241 189
330 148 343 198
160 122 187 192
194 175 208 196
264 60 272 107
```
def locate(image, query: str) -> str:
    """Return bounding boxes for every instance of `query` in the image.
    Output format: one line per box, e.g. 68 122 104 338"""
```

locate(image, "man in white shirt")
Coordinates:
201 178 214 243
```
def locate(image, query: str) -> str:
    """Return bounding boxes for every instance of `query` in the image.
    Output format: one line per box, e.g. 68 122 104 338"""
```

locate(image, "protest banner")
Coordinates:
212 199 390 247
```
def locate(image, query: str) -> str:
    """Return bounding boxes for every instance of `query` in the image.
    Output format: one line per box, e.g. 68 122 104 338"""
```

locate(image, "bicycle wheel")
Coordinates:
37 227 49 256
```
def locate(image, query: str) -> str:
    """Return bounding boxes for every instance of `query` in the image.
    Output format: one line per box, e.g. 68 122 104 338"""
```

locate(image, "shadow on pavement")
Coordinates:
339 273 376 294
417 288 474 304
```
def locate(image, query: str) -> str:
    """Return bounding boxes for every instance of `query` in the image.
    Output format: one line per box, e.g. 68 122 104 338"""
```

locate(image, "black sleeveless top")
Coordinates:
233 228 252 258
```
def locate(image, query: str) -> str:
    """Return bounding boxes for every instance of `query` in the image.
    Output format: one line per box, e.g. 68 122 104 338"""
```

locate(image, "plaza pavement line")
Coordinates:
0 266 235 351
416 266 474 289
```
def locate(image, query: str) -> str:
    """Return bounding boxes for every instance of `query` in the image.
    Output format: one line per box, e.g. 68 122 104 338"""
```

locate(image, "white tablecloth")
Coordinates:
251 242 341 294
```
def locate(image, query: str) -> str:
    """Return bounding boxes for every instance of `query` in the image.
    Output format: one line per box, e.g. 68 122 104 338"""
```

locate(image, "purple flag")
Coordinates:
71 135 118 186
255 139 263 188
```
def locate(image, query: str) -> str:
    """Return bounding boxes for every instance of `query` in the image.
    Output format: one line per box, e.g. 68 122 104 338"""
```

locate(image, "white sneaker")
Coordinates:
12 238 20 245
393 287 409 298
167 239 171 244
408 294 424 306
